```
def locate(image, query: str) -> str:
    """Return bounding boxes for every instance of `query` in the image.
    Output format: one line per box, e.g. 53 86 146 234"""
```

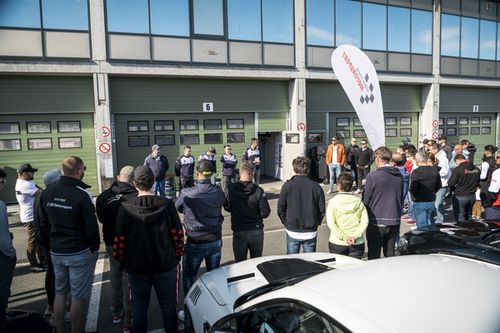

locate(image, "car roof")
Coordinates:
245 255 500 333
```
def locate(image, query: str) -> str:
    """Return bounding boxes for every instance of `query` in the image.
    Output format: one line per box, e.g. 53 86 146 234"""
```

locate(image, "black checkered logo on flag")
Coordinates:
359 73 375 104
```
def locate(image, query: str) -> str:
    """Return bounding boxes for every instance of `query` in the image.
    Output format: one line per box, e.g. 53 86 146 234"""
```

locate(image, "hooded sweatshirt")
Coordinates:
362 166 403 225
113 195 184 275
326 193 368 246
448 161 480 196
224 181 271 231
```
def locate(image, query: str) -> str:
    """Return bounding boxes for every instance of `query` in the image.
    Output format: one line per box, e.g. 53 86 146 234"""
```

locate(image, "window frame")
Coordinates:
154 134 176 146
0 138 22 151
128 135 150 147
227 119 244 129
57 121 82 133
0 122 21 135
58 136 83 149
127 120 149 132
154 120 175 131
204 119 223 130
28 137 53 150
204 133 223 144
180 134 200 145
180 120 199 131
227 132 245 143
26 121 51 134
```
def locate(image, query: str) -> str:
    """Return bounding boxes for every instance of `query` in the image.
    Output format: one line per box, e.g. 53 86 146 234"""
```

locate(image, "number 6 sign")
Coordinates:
203 102 213 112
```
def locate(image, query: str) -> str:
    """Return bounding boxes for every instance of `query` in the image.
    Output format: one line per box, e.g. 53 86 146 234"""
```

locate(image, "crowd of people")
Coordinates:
1 134 499 333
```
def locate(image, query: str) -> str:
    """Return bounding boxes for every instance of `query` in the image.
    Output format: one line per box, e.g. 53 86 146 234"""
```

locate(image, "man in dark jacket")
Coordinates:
346 138 359 190
355 139 374 193
114 165 184 333
96 166 137 329
224 161 270 262
449 154 480 222
278 156 325 254
363 147 403 260
175 145 195 189
176 160 225 297
38 156 100 333
220 144 237 194
143 144 169 197
438 135 453 161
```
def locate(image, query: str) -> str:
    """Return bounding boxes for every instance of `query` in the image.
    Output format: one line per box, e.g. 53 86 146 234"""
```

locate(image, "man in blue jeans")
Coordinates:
176 160 225 297
278 157 325 254
144 144 169 197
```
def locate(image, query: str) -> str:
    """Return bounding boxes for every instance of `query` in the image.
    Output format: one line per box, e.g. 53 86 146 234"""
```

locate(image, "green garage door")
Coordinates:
114 113 255 174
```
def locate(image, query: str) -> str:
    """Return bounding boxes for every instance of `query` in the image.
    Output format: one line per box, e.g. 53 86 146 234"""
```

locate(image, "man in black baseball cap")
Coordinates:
17 163 38 173
438 135 452 161
198 148 217 184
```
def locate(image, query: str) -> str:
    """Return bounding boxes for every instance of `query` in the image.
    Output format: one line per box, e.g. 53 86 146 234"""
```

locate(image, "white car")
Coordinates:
184 252 500 333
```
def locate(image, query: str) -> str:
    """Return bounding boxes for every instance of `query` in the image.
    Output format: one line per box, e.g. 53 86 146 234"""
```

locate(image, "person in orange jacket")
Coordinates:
326 137 346 194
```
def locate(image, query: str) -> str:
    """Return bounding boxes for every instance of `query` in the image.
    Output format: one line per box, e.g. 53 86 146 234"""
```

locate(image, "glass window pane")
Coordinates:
106 0 149 33
228 0 261 41
128 135 150 147
42 0 88 30
400 117 411 125
479 19 496 60
336 130 350 140
482 127 491 134
412 9 432 54
353 129 366 138
263 0 293 43
180 134 200 144
204 133 222 144
306 0 334 47
150 0 189 36
385 117 397 126
441 14 460 57
471 127 480 135
154 120 174 131
180 120 199 130
28 138 52 150
388 6 410 52
0 139 21 151
336 118 349 127
0 123 20 134
204 119 222 130
57 121 81 133
155 135 175 145
307 133 324 143
400 128 412 136
385 128 397 137
363 3 386 51
461 17 479 58
0 0 41 28
227 132 245 143
59 137 82 149
227 119 244 129
27 122 51 134
336 0 361 47
193 0 224 36
128 121 149 132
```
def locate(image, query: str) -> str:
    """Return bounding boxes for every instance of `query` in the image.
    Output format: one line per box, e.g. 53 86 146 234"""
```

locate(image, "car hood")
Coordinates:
198 253 360 307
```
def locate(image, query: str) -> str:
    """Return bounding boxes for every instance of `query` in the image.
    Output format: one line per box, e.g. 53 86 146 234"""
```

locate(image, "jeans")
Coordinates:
366 224 399 260
328 242 364 260
182 240 222 296
286 234 317 254
434 187 449 224
452 194 476 222
485 207 500 221
128 267 179 333
221 175 236 194
0 253 16 330
358 167 370 190
105 246 131 325
350 165 359 188
25 222 46 267
329 164 342 191
153 179 165 197
254 168 261 186
413 201 435 229
233 229 264 262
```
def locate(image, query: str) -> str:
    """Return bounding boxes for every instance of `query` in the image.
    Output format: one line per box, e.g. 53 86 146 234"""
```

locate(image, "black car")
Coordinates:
398 221 500 265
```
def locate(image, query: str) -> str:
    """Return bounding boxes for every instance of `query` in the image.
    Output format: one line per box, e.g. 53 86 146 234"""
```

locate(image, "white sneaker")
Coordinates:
178 310 185 322
326 189 332 194
355 189 362 194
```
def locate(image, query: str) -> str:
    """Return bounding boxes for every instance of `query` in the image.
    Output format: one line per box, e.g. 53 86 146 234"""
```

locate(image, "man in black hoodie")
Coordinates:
96 166 137 329
278 156 325 254
224 161 271 262
114 166 184 333
363 147 403 260
448 154 480 222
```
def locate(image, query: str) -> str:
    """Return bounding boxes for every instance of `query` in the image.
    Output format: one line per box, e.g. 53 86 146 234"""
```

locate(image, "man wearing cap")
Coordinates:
176 160 225 297
15 163 45 272
144 144 169 197
199 147 217 185
96 166 137 329
402 137 411 147
438 135 453 161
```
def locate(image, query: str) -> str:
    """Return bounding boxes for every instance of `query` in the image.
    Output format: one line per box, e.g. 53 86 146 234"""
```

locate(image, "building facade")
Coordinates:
1 0 500 202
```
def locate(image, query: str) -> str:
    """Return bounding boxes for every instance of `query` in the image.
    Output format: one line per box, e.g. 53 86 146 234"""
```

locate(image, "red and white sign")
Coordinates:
101 126 111 138
432 132 438 140
99 142 111 153
432 120 438 128
297 122 306 131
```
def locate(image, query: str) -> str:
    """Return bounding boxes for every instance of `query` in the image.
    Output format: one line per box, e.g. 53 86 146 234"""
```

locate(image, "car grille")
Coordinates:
189 285 202 305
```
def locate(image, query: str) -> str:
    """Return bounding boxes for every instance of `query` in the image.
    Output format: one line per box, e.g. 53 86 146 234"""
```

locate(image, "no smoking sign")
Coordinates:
99 142 111 154
297 122 306 131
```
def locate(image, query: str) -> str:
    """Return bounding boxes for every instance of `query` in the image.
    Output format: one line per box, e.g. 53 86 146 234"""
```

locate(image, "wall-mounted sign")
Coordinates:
473 105 479 113
203 102 214 112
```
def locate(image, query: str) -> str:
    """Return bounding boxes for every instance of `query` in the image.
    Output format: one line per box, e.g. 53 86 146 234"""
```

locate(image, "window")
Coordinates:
0 123 20 134
27 122 51 134
385 117 397 126
388 6 410 52
150 0 189 36
471 127 480 135
336 0 361 47
446 118 457 125
306 0 334 46
438 128 444 135
0 0 41 28
204 133 222 144
106 0 149 33
385 128 397 137
59 137 82 149
154 120 174 131
286 133 300 143
471 117 480 125
353 129 366 138
400 117 412 125
0 139 21 151
482 117 491 125
441 14 460 57
57 121 81 133
228 0 261 41
180 120 199 130
41 0 89 30
204 119 222 130
446 127 457 136
128 135 150 147
459 127 469 135
227 119 244 129
363 3 386 51
307 133 324 143
353 117 362 126
262 0 293 43
193 0 224 36
483 127 491 134
459 117 469 125
28 138 52 150
336 118 349 127
128 121 149 132
400 128 412 136
336 130 350 139
480 20 496 60
227 132 245 143
461 17 479 58
180 134 200 145
155 135 175 146
439 118 444 126
411 9 432 54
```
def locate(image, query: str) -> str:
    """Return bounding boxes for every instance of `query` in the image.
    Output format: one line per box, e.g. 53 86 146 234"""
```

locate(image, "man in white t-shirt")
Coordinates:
15 163 45 272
